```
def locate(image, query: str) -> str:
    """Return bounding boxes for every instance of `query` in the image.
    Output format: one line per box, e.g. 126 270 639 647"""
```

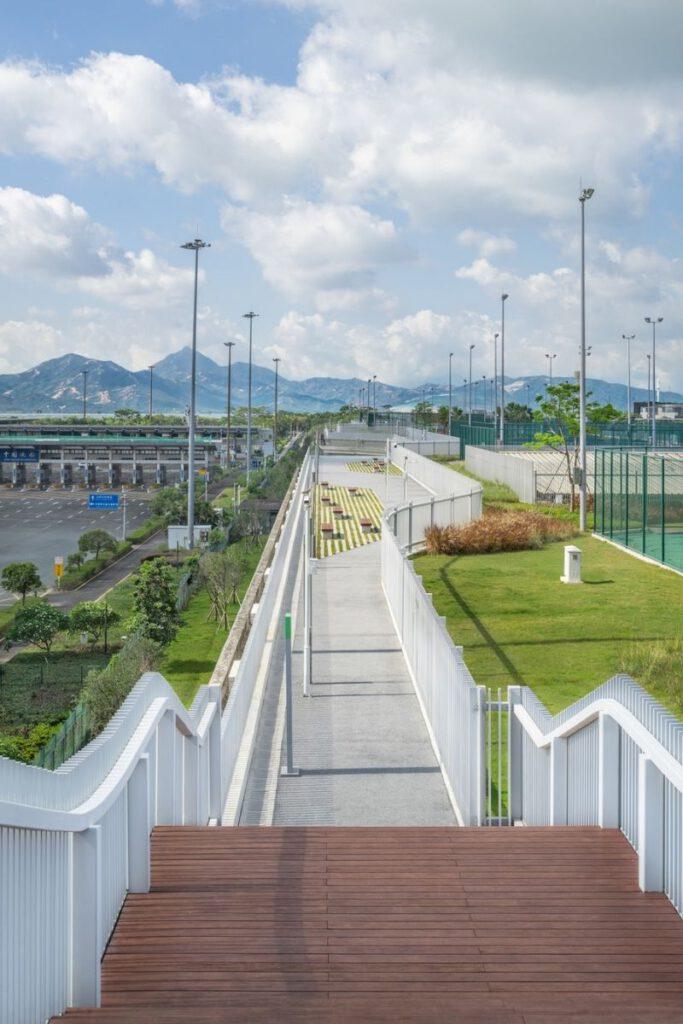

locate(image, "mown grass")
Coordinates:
413 534 683 717
0 649 110 732
159 538 266 705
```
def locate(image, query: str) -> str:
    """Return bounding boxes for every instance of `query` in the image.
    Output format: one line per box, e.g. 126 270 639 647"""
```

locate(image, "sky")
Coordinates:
1 0 683 392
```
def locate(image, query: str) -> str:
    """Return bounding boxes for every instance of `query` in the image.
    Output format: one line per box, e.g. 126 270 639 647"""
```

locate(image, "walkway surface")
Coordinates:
57 825 683 1023
239 455 455 827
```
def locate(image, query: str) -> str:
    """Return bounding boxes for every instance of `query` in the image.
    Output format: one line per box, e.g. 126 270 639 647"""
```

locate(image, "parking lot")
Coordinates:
0 491 153 604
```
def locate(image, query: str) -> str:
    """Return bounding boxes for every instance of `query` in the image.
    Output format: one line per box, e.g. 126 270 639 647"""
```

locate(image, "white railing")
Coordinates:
0 672 222 1024
508 676 683 915
220 450 311 805
465 444 537 503
381 450 485 823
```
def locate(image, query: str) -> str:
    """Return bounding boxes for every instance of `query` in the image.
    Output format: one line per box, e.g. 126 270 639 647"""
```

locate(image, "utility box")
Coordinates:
561 545 582 584
167 524 212 550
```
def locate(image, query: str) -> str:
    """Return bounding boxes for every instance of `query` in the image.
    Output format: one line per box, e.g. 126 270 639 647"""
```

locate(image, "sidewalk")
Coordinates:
239 455 455 827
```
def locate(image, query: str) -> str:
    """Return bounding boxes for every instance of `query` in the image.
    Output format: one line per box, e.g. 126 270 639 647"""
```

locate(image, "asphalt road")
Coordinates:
0 490 153 605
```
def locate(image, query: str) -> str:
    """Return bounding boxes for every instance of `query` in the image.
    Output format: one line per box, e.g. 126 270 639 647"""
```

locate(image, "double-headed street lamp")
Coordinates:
223 341 236 467
448 352 454 436
243 311 259 484
545 352 557 385
181 237 211 549
622 334 635 427
578 187 594 531
82 368 88 424
468 344 475 427
499 295 509 444
493 332 499 437
273 356 281 462
148 364 155 418
644 316 663 446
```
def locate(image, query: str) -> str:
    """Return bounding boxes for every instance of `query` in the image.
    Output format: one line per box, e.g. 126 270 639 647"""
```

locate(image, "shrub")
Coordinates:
424 508 577 556
81 635 161 733
130 559 179 645
0 722 60 764
620 639 683 714
1 562 42 604
8 604 69 656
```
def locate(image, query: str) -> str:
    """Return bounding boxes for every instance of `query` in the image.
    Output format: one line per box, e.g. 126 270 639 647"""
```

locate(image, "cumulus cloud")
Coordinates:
222 198 409 309
0 320 65 373
457 229 516 258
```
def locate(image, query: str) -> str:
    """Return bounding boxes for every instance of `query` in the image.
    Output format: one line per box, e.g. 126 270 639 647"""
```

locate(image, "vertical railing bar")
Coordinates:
487 687 492 826
497 686 502 827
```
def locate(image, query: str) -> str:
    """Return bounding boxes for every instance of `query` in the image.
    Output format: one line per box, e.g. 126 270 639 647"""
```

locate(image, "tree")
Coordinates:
200 549 247 629
69 601 120 653
131 559 179 645
1 562 42 604
66 552 84 571
78 529 118 561
505 402 534 422
150 487 218 527
9 604 68 657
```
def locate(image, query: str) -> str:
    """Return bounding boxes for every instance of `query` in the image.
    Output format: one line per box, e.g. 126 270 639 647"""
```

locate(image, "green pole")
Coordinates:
625 453 630 548
609 450 614 538
642 454 648 556
661 457 666 565
601 449 606 534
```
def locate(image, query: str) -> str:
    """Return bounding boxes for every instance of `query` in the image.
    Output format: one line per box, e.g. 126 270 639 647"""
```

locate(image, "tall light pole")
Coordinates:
499 295 508 444
181 237 211 549
148 364 154 418
82 368 88 423
646 353 651 432
273 356 281 462
243 311 259 484
644 317 663 447
493 332 499 438
545 352 557 385
622 333 635 427
467 344 475 427
225 339 236 468
482 375 488 418
578 187 594 531
448 352 453 436
372 374 377 421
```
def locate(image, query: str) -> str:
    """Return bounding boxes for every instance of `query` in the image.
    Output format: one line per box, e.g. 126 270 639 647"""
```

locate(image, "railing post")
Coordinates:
127 753 151 892
208 683 222 822
549 737 568 825
507 686 523 824
638 754 664 892
471 685 486 825
71 825 102 1007
430 496 435 526
156 709 175 824
408 501 413 550
183 736 199 825
598 713 620 829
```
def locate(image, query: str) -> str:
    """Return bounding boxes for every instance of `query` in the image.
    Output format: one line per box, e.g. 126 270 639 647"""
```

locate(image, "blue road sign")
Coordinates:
88 493 120 510
0 446 40 463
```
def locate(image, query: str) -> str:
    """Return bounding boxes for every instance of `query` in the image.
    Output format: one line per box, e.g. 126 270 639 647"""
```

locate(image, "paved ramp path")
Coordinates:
239 455 455 827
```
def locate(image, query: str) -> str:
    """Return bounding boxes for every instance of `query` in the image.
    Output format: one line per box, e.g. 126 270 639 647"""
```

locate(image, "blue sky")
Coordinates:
1 0 683 393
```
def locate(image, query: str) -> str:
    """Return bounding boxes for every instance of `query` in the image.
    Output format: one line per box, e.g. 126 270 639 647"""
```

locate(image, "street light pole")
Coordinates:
223 341 235 467
493 332 499 439
82 369 88 424
578 187 594 531
181 237 211 549
448 352 453 436
646 353 651 433
500 295 509 445
373 374 377 421
468 344 475 427
622 334 635 428
148 364 154 418
546 352 557 385
273 356 281 463
243 311 259 485
644 317 663 447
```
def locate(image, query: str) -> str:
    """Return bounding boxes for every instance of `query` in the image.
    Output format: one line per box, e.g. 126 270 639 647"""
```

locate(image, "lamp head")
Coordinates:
580 188 595 201
501 293 509 302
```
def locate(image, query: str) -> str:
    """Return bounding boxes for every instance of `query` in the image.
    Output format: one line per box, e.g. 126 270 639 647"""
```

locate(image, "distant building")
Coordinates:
633 401 683 421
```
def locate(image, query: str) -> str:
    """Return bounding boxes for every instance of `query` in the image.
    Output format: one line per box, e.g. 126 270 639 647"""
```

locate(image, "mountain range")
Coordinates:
0 349 681 415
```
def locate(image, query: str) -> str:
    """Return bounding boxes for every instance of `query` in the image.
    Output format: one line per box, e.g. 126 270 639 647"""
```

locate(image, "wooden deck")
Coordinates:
59 826 683 1023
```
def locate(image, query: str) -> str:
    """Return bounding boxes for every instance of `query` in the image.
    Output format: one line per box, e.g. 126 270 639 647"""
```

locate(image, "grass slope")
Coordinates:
413 534 683 716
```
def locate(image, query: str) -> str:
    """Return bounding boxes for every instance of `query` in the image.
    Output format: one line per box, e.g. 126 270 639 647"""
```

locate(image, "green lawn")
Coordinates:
413 534 683 716
0 649 110 731
159 539 265 705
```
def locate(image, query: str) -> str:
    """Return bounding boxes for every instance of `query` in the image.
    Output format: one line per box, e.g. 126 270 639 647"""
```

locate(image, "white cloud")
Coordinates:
0 320 64 373
222 198 409 309
77 249 194 310
457 229 516 258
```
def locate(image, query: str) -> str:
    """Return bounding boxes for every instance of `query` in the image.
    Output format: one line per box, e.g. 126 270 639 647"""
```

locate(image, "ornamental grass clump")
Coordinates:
424 508 577 556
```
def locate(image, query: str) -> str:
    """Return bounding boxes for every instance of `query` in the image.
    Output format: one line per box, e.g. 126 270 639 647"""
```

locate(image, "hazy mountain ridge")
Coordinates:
0 349 680 415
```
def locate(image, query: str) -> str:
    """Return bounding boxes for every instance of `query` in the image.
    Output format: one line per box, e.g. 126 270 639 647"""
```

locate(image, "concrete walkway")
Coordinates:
239 455 455 827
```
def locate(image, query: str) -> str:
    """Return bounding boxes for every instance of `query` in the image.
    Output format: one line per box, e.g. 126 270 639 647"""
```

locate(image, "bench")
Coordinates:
321 522 335 537
360 518 374 533
333 506 344 517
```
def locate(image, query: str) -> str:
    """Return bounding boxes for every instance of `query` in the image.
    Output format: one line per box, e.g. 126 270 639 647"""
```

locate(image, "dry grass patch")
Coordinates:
424 507 577 556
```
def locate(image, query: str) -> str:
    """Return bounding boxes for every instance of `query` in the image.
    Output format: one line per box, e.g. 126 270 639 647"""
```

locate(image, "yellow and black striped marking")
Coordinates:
314 484 383 557
346 460 402 476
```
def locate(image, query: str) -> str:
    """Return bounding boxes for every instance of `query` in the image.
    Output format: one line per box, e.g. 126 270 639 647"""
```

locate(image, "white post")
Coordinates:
472 685 487 826
156 710 175 825
507 686 523 824
303 497 311 696
121 487 127 541
598 713 620 829
208 683 222 822
638 754 664 892
549 736 568 825
71 826 102 1007
183 736 199 825
127 754 151 893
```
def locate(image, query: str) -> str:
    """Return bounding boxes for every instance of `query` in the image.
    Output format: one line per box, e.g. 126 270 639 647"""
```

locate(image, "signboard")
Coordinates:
54 556 64 579
0 446 40 463
88 493 120 510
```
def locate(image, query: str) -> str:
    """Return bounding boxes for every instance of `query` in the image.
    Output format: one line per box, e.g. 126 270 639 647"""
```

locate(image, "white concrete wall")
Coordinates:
465 445 537 503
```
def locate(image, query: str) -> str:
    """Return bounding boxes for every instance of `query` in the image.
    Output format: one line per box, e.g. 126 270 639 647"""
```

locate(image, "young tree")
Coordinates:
69 601 120 652
66 552 84 571
131 559 179 645
78 529 118 561
1 562 42 604
200 549 247 629
9 604 68 657
505 402 533 422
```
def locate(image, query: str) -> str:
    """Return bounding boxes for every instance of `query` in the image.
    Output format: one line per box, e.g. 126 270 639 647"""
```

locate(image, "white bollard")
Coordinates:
561 544 582 584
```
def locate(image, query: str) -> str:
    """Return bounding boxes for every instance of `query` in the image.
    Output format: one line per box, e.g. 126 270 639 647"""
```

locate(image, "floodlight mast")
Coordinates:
644 317 663 446
578 187 594 532
499 295 509 444
243 312 259 485
181 237 210 549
